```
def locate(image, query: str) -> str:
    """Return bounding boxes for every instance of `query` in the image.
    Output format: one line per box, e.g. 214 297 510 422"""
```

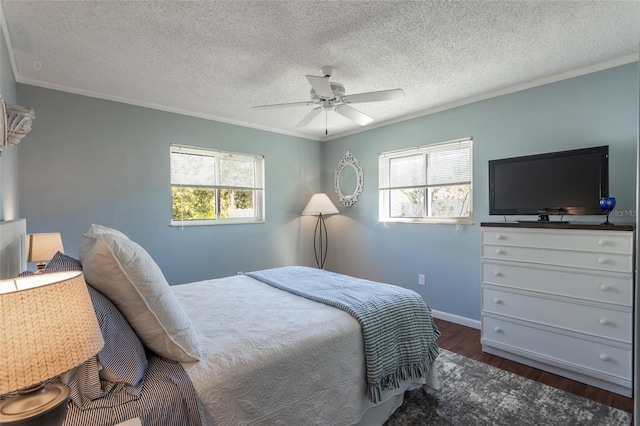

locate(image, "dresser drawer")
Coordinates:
482 316 632 381
482 261 632 306
482 244 632 273
482 288 632 343
482 228 633 255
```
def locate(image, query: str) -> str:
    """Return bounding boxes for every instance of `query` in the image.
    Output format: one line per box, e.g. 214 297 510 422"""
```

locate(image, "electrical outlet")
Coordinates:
418 274 426 286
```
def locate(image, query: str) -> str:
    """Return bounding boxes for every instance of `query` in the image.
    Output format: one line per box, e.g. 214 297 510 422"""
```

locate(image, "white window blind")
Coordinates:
171 150 216 187
388 154 426 188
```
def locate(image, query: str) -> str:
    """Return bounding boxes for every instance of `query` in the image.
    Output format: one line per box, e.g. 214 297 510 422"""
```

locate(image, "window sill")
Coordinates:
379 217 473 225
170 218 265 227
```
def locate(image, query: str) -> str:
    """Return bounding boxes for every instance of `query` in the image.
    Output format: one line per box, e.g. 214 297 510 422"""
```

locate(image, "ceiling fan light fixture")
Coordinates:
310 82 345 101
252 66 404 132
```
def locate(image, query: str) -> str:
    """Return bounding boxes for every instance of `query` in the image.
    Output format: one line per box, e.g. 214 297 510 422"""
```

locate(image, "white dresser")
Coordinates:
480 222 634 396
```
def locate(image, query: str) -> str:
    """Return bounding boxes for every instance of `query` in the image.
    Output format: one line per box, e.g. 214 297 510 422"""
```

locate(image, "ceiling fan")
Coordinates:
252 66 405 134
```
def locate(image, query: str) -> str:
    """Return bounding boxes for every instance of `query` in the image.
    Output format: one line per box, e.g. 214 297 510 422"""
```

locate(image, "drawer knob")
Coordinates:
493 326 503 333
597 258 607 264
599 354 610 362
493 298 503 304
598 240 607 246
599 318 610 326
599 284 610 291
495 234 505 240
493 271 503 277
496 249 505 255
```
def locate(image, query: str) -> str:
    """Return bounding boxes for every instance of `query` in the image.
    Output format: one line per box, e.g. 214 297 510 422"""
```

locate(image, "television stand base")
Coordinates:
515 214 569 223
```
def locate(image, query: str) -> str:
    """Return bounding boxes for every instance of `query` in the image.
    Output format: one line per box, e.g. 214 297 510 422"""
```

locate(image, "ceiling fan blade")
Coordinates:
305 75 334 98
342 88 405 104
335 105 374 126
295 108 322 128
253 101 314 109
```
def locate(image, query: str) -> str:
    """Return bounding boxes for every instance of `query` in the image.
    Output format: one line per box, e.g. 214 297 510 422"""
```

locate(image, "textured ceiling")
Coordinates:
1 1 639 141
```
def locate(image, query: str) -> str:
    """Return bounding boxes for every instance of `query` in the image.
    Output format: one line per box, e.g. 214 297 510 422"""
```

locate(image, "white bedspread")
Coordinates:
172 275 432 426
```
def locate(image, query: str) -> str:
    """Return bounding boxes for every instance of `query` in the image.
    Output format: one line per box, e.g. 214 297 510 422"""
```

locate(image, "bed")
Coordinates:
0 221 440 426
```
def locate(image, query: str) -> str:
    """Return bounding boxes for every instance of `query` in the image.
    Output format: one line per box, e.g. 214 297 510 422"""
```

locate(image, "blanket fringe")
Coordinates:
366 344 440 403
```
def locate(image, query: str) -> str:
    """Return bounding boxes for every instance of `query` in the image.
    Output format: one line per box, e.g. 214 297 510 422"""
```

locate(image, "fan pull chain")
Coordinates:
325 110 328 135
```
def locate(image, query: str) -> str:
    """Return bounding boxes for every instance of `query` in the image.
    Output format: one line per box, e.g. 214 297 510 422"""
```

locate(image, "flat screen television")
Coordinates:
489 146 609 221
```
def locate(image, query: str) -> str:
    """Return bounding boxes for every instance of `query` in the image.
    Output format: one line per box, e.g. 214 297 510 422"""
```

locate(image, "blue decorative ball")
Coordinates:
599 197 616 212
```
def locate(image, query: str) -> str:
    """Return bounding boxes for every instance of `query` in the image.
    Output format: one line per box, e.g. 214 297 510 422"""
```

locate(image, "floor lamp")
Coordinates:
302 193 339 269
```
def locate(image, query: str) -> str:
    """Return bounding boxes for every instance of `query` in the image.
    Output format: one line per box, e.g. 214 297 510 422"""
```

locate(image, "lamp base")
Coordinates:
0 383 69 426
34 263 46 275
313 214 329 269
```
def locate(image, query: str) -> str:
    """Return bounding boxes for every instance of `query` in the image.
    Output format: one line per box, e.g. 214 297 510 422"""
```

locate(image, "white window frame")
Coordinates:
379 137 473 224
170 144 265 226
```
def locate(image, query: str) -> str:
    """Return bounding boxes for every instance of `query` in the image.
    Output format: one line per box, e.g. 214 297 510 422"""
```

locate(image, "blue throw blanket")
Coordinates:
245 266 440 403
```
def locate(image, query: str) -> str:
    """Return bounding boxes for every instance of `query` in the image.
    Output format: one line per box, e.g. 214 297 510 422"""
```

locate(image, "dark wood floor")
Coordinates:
434 318 634 415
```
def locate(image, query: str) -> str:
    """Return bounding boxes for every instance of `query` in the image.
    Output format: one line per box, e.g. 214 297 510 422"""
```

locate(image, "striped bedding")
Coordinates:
62 355 201 426
33 252 203 426
246 266 441 403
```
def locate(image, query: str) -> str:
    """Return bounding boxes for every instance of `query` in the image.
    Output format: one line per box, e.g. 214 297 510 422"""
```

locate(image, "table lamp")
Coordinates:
0 271 104 426
26 233 64 273
302 193 339 269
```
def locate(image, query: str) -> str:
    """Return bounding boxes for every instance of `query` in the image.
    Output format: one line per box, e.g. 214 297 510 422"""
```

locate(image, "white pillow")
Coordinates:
87 224 130 240
79 232 201 362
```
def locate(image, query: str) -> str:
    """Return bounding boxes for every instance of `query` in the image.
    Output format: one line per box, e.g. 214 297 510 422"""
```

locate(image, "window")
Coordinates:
379 138 472 224
170 144 264 226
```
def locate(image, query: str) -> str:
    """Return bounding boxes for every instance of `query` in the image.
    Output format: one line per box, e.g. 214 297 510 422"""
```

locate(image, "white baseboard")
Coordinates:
432 309 481 329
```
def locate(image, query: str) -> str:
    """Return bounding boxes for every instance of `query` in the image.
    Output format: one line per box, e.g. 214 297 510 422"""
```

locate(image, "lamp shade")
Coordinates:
26 233 64 263
301 193 339 216
0 271 104 394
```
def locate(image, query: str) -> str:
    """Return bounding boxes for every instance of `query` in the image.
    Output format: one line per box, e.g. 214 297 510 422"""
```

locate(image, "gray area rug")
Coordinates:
384 349 631 426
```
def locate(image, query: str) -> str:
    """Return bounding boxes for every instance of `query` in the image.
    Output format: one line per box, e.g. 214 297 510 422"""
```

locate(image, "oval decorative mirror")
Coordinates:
334 150 363 207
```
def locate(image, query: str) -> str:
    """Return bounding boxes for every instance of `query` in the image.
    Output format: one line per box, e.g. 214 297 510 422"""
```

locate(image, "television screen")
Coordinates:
489 146 608 220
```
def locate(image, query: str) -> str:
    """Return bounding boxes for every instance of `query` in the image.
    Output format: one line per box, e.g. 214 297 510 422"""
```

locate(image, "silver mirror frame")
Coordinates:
334 150 363 207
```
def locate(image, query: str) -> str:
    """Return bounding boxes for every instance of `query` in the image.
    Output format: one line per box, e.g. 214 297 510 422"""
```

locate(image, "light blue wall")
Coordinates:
0 25 18 220
321 63 639 321
16 86 322 284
